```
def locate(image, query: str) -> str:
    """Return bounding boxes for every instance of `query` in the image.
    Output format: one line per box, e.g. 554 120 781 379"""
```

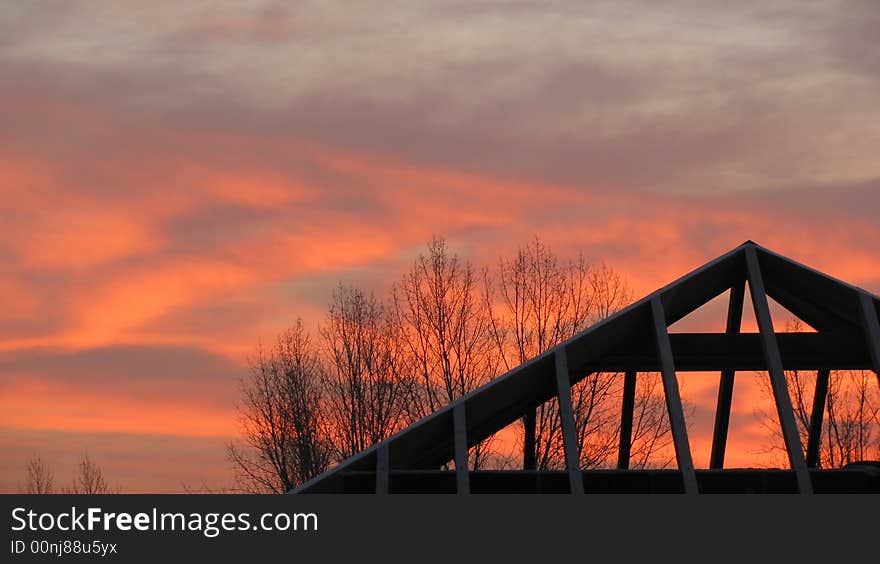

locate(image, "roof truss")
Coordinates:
294 241 880 495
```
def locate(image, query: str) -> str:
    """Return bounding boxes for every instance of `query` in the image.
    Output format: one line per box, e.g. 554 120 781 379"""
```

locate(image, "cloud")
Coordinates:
0 344 244 417
6 1 880 195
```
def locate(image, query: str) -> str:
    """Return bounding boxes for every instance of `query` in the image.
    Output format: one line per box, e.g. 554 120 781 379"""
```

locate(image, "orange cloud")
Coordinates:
66 258 256 349
10 208 159 271
0 378 236 438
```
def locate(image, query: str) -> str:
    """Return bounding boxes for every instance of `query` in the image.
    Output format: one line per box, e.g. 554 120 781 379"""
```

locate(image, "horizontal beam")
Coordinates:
325 468 880 494
585 332 869 372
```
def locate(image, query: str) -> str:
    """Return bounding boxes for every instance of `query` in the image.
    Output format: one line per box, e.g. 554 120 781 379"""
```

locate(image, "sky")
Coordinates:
1 1 879 492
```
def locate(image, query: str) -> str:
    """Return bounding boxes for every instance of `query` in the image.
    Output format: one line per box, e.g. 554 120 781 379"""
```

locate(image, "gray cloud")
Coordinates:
0 345 244 409
4 1 879 197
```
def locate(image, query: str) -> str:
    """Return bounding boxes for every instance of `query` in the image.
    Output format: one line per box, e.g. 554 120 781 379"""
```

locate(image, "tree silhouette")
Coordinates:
230 235 648 489
21 453 120 494
392 237 502 469
22 454 54 494
755 319 880 467
322 284 414 459
65 452 115 494
228 321 332 493
483 237 675 469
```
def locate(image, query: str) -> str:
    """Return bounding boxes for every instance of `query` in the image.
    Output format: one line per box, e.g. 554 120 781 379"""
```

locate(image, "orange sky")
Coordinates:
1 1 879 492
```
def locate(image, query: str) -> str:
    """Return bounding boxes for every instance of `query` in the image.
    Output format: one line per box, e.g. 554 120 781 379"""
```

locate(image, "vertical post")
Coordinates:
859 293 880 388
554 348 584 495
376 444 390 495
523 409 537 470
453 403 470 495
806 369 830 468
651 297 699 495
710 280 745 469
617 371 637 470
745 246 812 494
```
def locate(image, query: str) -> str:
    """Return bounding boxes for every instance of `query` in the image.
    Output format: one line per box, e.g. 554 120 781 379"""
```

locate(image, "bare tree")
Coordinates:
484 238 604 470
229 235 685 481
755 319 880 467
626 373 677 469
23 454 54 494
392 237 501 469
824 370 880 466
589 261 632 320
484 238 595 368
322 284 414 459
65 453 114 494
228 320 332 493
484 237 675 469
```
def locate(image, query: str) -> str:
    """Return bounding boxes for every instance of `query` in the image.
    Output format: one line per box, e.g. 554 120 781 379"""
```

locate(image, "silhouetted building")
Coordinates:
294 242 880 494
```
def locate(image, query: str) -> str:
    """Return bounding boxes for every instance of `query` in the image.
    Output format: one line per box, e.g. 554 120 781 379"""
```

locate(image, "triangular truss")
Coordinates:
294 242 880 495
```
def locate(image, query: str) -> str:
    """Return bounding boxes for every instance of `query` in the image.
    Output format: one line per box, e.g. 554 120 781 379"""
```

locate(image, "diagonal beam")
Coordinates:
453 403 470 494
710 280 745 469
806 369 830 468
650 297 698 494
755 243 864 331
554 348 584 494
617 371 637 470
745 246 812 494
859 293 880 388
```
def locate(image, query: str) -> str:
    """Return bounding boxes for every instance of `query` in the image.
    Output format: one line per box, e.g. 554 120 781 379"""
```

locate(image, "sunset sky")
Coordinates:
2 1 879 492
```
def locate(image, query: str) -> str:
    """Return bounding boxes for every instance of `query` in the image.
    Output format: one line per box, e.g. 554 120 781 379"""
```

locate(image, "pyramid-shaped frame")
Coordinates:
294 242 880 495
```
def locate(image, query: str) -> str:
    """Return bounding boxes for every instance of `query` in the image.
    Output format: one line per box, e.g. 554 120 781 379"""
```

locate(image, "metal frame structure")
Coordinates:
293 241 880 494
